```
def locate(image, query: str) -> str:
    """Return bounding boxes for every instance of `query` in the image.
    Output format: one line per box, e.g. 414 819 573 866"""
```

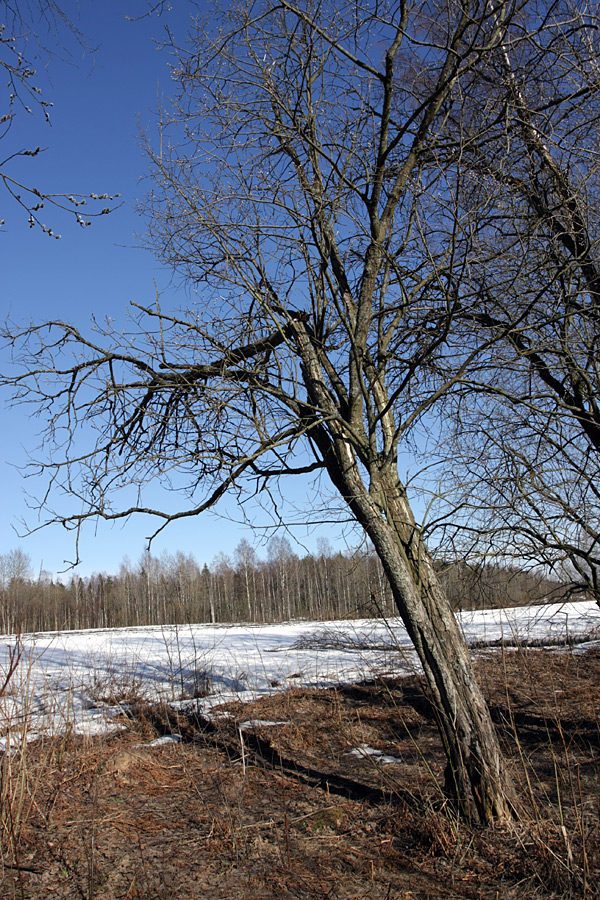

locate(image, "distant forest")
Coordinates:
0 539 569 635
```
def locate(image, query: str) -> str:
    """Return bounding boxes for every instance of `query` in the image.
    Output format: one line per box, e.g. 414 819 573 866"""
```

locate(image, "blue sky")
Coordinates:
0 0 354 578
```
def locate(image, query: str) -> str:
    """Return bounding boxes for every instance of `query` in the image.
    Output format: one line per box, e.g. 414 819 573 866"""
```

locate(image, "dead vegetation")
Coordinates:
1 646 599 899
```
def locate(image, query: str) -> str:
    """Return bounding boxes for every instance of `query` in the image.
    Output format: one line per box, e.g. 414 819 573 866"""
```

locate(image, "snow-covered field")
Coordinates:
1 600 598 750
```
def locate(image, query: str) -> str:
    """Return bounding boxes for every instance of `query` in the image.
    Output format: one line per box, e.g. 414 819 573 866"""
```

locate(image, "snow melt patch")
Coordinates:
238 720 289 731
347 743 402 764
137 734 182 748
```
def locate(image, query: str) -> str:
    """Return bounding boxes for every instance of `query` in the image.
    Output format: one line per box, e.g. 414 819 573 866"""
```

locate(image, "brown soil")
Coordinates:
2 646 599 899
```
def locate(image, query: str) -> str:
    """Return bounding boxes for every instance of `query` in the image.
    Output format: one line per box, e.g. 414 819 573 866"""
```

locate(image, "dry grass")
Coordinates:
0 646 598 899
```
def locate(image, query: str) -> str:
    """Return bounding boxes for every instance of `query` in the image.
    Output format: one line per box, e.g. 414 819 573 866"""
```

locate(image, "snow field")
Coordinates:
0 600 598 750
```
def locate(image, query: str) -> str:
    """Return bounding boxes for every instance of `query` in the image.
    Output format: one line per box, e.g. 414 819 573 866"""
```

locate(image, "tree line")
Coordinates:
0 541 564 636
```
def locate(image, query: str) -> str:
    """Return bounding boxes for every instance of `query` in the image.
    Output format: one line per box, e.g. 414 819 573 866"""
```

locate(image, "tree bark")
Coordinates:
327 440 517 823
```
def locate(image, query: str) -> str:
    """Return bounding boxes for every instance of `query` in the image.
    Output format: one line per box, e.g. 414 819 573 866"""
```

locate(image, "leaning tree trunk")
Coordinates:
334 453 517 824
292 319 516 824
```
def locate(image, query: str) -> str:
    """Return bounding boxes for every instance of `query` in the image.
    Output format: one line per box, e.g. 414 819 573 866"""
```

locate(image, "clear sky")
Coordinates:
0 0 354 579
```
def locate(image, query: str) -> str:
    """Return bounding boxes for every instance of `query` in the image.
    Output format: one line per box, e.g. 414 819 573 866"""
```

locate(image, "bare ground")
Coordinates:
1 646 599 899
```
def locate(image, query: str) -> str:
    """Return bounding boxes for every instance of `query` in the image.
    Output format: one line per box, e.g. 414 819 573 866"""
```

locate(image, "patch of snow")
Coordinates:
238 719 289 731
137 734 182 747
347 743 402 764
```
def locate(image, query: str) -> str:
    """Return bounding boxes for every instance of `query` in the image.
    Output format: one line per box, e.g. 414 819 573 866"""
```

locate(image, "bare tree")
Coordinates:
0 0 526 823
0 548 32 632
426 0 600 601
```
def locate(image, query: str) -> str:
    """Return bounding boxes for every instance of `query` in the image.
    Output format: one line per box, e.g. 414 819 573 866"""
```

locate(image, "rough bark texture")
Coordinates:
343 461 517 823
